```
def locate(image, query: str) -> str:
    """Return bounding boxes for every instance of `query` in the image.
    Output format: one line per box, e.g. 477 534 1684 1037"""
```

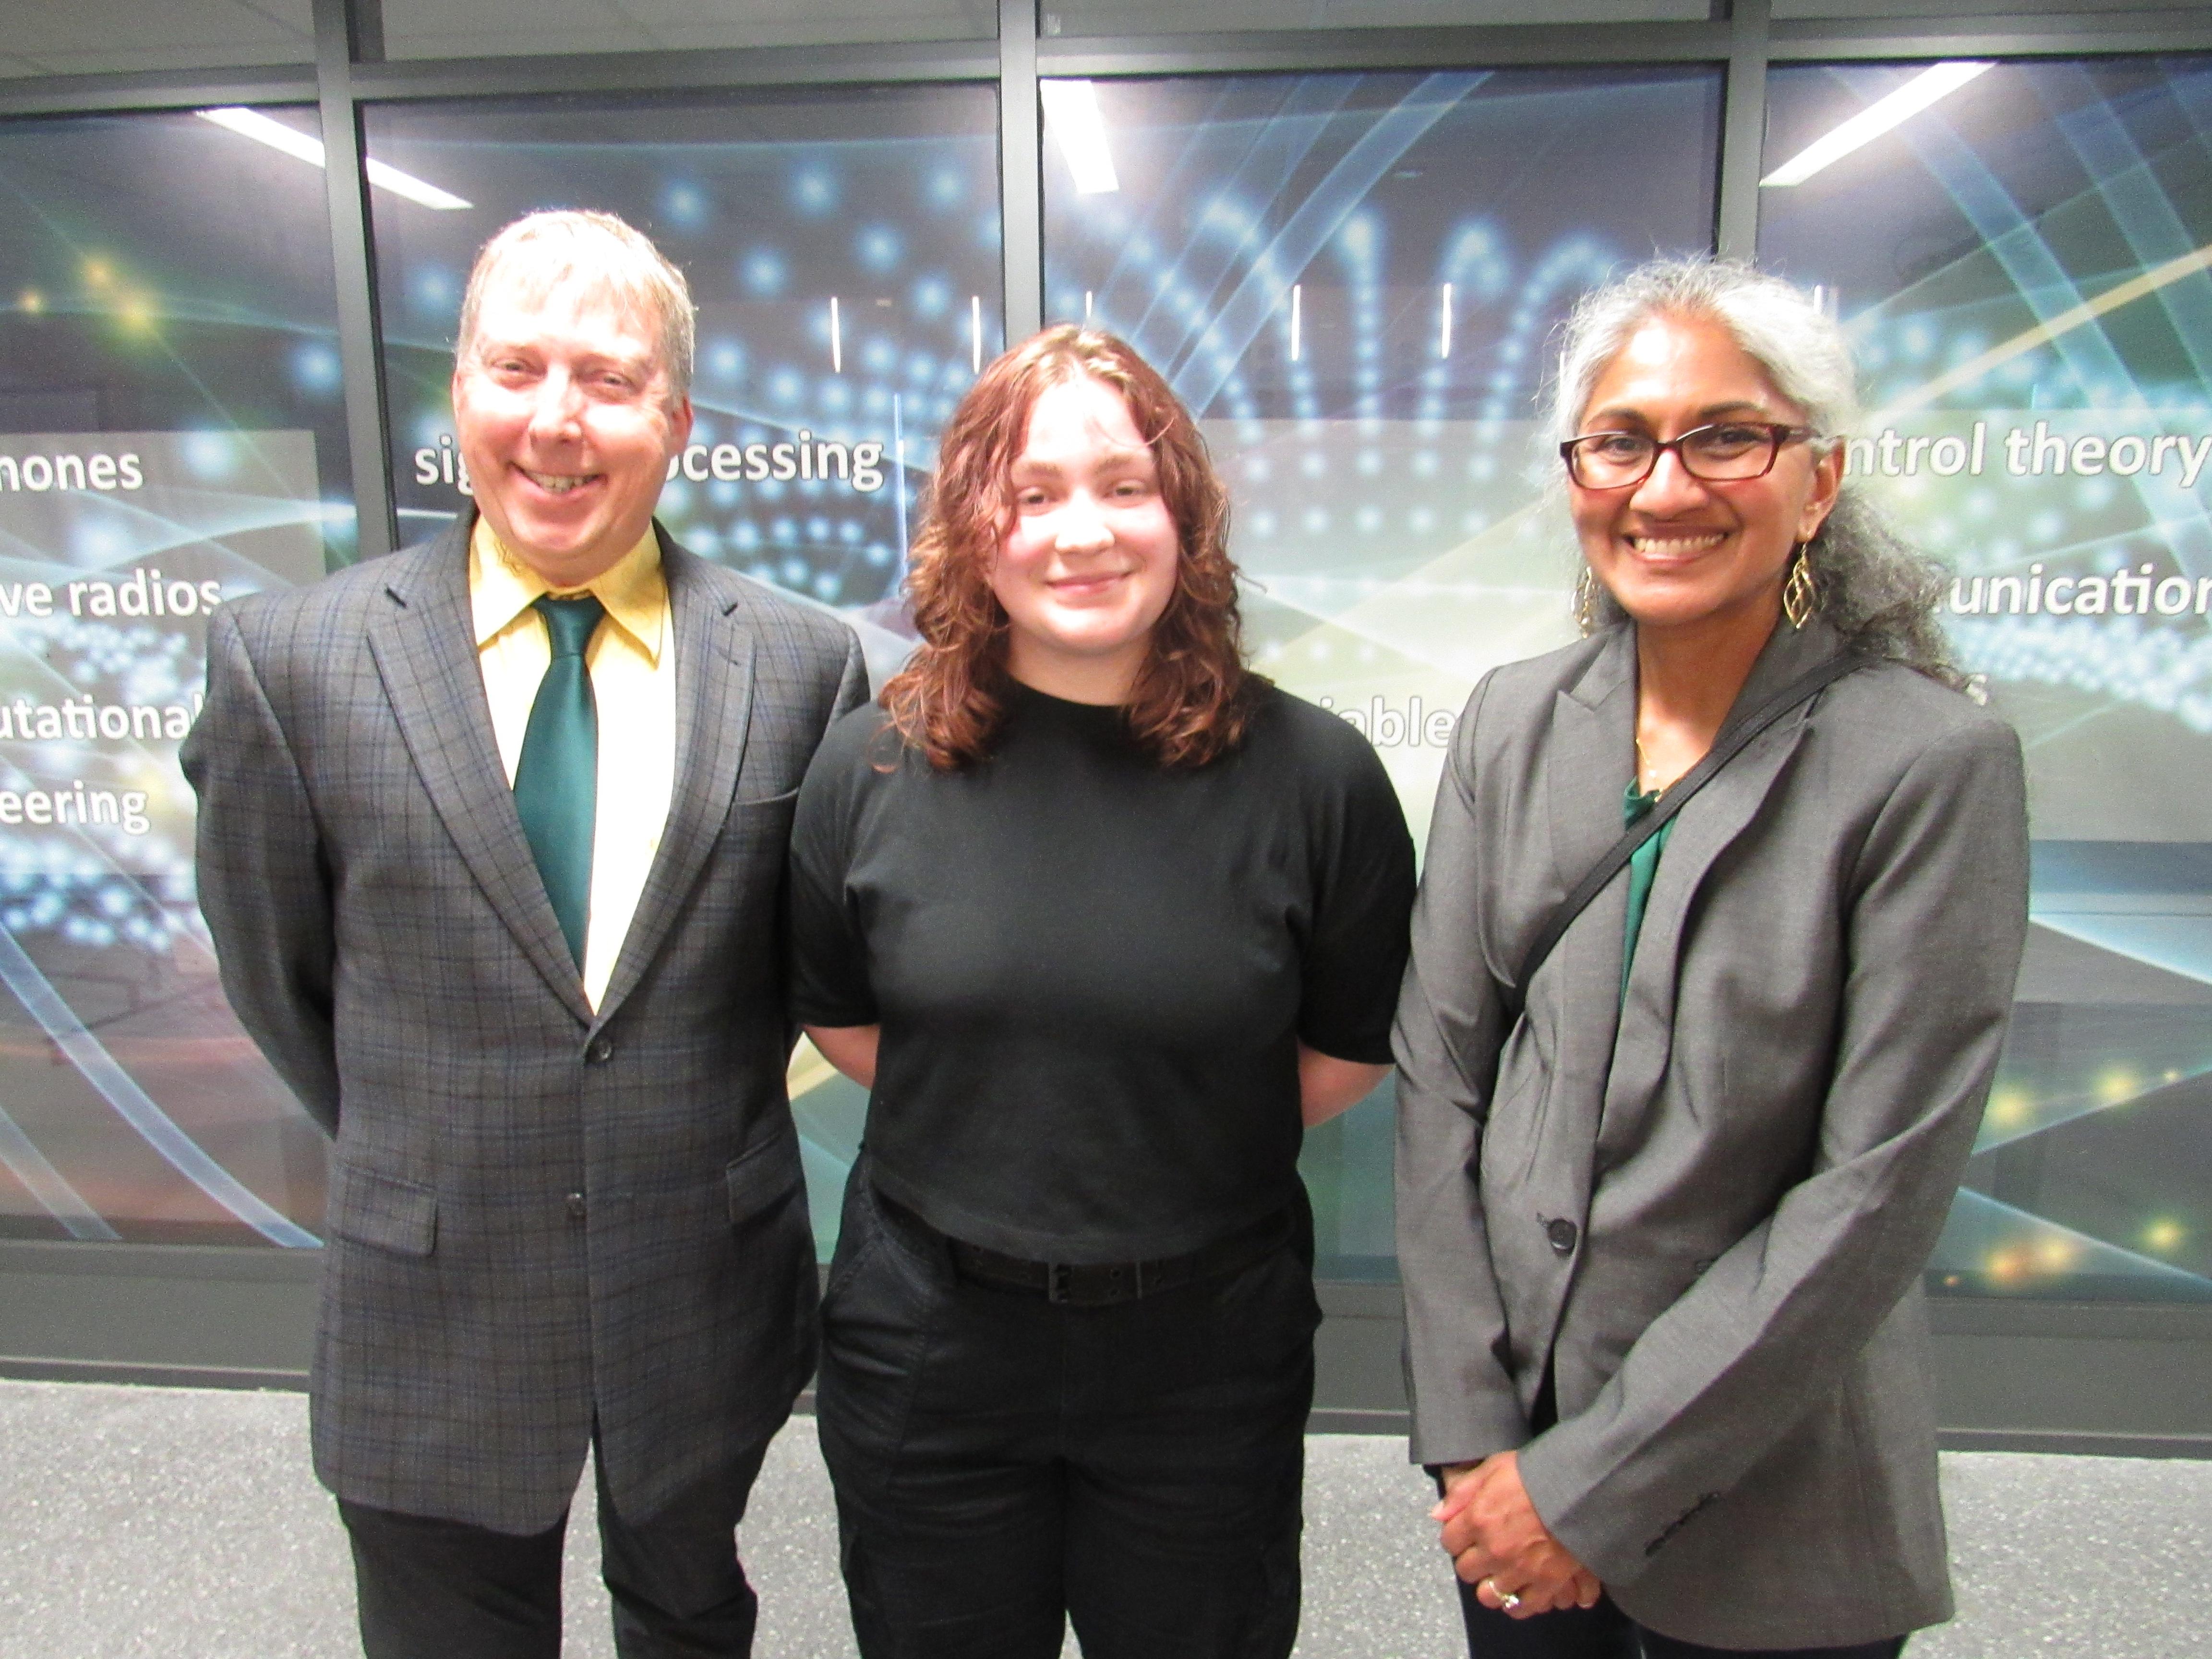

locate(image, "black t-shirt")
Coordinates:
789 681 1416 1264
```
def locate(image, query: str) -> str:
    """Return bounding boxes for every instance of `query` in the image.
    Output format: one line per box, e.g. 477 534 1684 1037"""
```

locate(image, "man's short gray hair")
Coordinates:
1549 256 1961 686
455 209 696 403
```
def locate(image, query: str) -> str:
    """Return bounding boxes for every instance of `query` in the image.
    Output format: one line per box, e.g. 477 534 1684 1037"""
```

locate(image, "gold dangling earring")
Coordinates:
1782 545 1816 629
1574 567 1599 634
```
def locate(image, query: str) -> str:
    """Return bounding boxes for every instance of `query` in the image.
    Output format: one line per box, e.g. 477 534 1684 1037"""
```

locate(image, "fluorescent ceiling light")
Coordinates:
196 107 472 210
364 156 472 213
198 105 322 166
1759 61 1994 188
1040 80 1118 195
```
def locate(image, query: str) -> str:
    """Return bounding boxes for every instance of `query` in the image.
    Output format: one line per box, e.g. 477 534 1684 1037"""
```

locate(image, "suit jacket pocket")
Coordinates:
726 1119 803 1225
723 784 801 830
328 1164 437 1258
729 784 801 810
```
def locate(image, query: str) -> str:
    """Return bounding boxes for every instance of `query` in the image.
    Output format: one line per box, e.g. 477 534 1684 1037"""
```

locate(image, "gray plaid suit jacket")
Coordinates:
1395 619 2029 1650
181 515 866 1533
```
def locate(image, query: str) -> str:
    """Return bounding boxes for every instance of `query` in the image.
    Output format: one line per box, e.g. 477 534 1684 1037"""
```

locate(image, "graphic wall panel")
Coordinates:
362 86 1003 1257
1762 57 2212 1302
0 109 351 1244
1045 68 1724 1275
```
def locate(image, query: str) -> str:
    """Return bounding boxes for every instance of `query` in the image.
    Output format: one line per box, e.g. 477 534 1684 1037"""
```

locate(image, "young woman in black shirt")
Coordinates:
790 326 1416 1659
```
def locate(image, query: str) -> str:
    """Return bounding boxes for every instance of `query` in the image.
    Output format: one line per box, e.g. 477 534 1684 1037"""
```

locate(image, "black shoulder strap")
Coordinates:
1499 650 1866 1020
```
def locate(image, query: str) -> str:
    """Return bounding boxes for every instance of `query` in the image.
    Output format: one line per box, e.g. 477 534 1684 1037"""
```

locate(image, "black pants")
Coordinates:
1460 1588 1907 1659
339 1429 772 1659
815 1168 1320 1659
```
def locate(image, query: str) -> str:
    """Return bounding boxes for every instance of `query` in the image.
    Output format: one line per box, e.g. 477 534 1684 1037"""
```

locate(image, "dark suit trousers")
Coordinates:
815 1167 1319 1659
1459 1589 1906 1659
340 1428 773 1659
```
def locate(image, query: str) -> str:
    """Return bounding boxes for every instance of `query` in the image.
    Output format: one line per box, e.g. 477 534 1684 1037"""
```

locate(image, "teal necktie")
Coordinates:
513 593 605 970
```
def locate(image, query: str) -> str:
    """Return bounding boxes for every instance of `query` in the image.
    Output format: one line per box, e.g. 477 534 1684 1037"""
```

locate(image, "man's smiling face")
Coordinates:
451 272 692 589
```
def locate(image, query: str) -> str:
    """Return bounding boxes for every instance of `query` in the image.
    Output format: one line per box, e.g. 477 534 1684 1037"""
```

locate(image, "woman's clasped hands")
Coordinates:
1432 1451 1603 1620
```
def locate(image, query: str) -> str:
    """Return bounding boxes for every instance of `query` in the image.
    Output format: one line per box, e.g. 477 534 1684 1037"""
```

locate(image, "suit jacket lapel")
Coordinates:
1525 628 1635 1253
1598 621 1846 1160
367 517 594 1026
592 537 757 1028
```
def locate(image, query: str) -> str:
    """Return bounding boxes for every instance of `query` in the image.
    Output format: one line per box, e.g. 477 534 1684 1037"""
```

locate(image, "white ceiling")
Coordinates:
378 0 995 60
1 0 2205 82
0 0 312 79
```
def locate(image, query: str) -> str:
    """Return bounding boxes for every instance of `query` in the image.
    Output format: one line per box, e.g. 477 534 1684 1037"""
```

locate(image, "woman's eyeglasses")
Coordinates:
1560 421 1818 490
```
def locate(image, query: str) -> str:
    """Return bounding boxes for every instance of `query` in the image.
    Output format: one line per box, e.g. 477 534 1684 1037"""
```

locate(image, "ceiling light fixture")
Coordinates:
197 107 471 210
1759 62 1995 189
1040 80 1119 195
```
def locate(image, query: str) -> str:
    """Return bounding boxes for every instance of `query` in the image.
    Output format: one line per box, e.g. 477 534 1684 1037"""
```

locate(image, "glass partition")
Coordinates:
0 108 352 1245
1760 56 2212 1302
1045 66 1723 1276
364 85 1003 1256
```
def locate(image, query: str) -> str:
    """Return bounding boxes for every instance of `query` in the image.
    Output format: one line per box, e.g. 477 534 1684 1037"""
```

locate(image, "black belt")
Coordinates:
881 1192 1291 1308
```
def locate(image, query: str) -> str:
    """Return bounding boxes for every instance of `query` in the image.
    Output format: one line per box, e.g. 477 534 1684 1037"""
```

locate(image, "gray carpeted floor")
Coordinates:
1 1379 2206 1658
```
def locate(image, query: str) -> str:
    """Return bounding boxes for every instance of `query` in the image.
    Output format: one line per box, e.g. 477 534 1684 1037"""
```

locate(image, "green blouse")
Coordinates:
1622 779 1674 1000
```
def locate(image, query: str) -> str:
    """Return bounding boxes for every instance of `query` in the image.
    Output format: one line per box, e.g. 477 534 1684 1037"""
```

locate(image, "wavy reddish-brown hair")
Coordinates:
879 325 1259 771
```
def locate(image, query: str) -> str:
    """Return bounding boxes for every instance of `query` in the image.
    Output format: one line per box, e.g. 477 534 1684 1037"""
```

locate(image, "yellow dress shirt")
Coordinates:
470 517 677 1012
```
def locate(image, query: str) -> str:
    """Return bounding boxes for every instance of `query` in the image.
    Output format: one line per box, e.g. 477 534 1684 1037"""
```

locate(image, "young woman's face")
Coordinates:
990 374 1182 703
1571 313 1841 638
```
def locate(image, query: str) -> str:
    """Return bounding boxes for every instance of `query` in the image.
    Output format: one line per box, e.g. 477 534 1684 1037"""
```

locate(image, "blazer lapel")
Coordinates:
1597 621 1847 1160
1537 625 1635 1075
367 517 593 1025
592 538 757 1028
1521 628 1636 1274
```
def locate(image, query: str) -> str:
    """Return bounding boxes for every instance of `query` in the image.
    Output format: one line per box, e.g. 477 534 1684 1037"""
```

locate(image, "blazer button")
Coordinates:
586 1037 614 1064
1546 1218 1579 1255
565 1192 587 1222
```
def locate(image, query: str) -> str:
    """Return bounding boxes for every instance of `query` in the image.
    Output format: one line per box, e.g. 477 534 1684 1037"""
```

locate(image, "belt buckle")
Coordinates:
1048 1262 1072 1304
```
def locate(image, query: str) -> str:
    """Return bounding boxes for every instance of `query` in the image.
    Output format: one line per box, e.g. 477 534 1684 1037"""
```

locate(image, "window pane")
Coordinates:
1047 0 1705 36
0 0 312 80
1046 67 1722 1278
0 108 352 1246
1761 57 2212 1305
364 86 1003 1259
380 0 998 59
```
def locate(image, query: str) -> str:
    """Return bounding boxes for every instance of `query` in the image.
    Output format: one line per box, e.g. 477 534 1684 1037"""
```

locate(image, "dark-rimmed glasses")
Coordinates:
1560 422 1817 489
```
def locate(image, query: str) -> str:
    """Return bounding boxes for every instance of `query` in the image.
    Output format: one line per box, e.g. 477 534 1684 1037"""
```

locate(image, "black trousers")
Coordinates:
339 1428 773 1659
815 1168 1320 1659
1460 1588 1907 1659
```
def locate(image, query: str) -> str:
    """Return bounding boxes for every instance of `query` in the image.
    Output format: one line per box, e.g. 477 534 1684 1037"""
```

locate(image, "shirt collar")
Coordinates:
469 516 667 663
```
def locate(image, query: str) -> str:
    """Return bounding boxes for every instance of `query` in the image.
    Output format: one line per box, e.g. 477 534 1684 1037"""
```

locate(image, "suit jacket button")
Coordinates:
565 1192 587 1222
1547 1218 1579 1254
586 1037 614 1064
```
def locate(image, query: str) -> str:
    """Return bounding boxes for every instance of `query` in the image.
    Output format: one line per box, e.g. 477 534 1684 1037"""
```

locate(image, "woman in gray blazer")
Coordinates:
1395 258 2030 1659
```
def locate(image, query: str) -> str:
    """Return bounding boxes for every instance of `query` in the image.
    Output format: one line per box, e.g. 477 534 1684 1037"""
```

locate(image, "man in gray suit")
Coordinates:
183 210 865 1658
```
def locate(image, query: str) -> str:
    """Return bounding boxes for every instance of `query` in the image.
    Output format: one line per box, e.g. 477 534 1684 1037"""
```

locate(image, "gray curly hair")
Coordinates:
1550 256 1960 687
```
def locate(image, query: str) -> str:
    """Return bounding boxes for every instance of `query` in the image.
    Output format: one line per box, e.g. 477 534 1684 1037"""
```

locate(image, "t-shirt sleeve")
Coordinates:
1296 724 1417 1064
787 709 881 1028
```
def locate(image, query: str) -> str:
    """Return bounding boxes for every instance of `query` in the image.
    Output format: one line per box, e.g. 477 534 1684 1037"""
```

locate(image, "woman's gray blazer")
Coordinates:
1395 618 2029 1650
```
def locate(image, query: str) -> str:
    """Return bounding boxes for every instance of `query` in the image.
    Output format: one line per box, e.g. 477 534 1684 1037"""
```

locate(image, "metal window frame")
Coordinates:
316 0 398 562
2 0 2212 1419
